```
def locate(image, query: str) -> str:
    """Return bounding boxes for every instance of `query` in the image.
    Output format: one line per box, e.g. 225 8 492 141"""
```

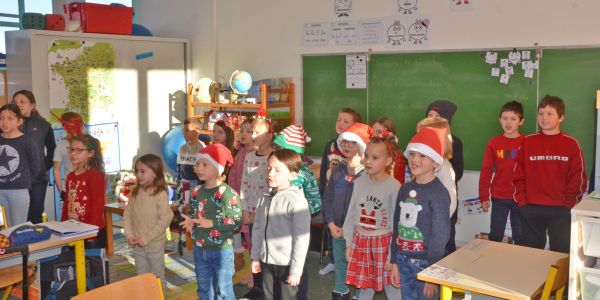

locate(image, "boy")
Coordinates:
177 118 206 189
391 127 451 300
513 95 587 253
478 101 525 244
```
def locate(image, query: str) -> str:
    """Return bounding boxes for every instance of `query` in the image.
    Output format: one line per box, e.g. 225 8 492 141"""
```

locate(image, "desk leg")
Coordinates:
105 209 114 257
69 240 87 295
186 231 193 251
440 285 452 300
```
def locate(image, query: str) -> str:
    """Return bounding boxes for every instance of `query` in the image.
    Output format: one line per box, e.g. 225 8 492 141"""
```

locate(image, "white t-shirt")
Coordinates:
53 142 73 189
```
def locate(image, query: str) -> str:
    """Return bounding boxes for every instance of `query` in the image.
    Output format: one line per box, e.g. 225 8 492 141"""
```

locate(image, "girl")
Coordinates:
343 136 402 300
62 134 106 248
12 90 56 223
251 149 311 300
53 112 85 201
229 118 255 193
180 143 241 300
0 104 41 226
124 154 173 295
213 120 236 156
372 117 406 184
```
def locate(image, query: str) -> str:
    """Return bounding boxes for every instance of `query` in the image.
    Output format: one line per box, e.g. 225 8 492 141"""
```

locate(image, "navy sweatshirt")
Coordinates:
322 161 364 228
0 135 41 189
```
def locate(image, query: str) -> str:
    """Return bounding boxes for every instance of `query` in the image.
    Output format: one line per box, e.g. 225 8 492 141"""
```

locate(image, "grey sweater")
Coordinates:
0 135 41 189
251 186 311 276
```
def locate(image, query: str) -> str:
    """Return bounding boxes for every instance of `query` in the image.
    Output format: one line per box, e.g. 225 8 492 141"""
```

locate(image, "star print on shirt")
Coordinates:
0 145 19 176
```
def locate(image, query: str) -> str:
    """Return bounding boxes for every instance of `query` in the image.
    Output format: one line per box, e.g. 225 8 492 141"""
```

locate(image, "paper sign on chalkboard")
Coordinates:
346 55 367 89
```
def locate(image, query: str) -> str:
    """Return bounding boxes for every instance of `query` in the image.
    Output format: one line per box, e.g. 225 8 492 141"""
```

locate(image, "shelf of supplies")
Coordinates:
190 102 262 109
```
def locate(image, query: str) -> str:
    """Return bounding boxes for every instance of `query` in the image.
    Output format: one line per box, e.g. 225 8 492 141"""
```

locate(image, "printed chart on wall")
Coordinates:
48 39 116 125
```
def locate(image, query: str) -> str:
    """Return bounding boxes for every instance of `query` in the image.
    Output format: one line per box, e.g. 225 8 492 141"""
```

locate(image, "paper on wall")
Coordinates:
505 66 514 76
358 19 385 45
334 0 352 19
0 72 4 97
521 50 531 60
524 69 534 78
500 59 508 68
346 54 367 89
330 21 357 45
303 23 330 46
485 51 497 64
491 68 500 77
500 74 509 84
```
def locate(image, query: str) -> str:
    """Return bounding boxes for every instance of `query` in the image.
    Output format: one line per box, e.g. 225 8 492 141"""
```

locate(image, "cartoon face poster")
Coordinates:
334 0 352 19
384 16 430 49
450 0 473 11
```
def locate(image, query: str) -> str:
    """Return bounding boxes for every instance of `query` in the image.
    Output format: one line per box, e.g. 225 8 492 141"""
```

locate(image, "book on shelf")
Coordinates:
43 220 99 236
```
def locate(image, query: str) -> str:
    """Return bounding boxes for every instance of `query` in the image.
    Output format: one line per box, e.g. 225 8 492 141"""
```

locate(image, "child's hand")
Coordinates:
327 223 343 239
127 237 137 247
135 235 145 247
345 246 352 262
192 216 214 228
242 210 255 224
286 275 301 287
423 282 439 299
251 259 261 274
179 213 194 233
384 262 392 272
391 264 400 288
481 201 491 212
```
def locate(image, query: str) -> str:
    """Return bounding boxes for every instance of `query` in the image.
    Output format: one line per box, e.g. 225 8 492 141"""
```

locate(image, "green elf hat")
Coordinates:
274 124 311 154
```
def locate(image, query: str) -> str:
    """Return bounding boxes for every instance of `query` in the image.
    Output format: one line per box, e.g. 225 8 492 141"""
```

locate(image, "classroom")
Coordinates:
1 0 600 299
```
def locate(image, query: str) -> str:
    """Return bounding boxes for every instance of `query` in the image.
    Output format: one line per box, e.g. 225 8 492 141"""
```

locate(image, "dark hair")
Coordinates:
12 90 40 116
340 107 362 123
269 148 302 173
130 154 168 199
71 134 105 173
538 95 565 117
183 118 202 130
214 120 236 155
241 117 254 126
61 111 83 122
499 101 524 119
373 117 396 134
0 103 24 119
368 137 396 175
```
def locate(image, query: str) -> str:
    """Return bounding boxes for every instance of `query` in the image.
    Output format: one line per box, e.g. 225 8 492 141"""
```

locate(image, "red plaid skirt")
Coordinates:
346 231 392 291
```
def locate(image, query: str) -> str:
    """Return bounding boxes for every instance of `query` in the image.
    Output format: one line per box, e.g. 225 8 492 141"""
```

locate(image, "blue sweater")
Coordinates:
0 135 41 189
322 161 364 227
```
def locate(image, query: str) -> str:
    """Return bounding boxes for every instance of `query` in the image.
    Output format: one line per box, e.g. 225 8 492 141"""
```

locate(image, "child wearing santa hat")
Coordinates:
390 127 451 300
180 143 242 300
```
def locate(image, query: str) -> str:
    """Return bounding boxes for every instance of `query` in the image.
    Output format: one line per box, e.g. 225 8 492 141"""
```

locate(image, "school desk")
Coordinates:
0 231 97 299
104 202 192 257
417 239 568 300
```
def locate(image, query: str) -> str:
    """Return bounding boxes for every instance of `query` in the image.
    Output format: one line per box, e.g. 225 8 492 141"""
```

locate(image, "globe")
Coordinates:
229 70 253 94
162 126 186 174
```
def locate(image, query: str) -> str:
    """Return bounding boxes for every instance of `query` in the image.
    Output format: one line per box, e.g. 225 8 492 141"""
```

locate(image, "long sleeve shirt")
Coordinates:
240 150 270 211
513 132 587 208
228 145 253 193
292 163 322 215
436 160 457 216
450 134 464 183
124 189 173 251
62 169 106 229
0 135 41 190
319 138 344 197
322 162 364 227
478 134 524 202
22 114 55 176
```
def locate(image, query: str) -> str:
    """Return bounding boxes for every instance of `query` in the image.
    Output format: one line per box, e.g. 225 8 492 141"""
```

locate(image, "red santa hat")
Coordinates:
337 123 372 153
404 127 446 165
198 144 233 174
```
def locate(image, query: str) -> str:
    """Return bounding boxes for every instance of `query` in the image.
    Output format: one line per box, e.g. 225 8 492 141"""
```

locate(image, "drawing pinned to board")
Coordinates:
521 50 531 60
303 22 330 46
330 21 357 45
398 0 418 14
346 54 367 89
505 66 514 76
500 74 509 85
450 0 473 11
491 68 500 77
485 51 497 64
524 69 534 78
334 0 352 19
508 50 521 65
386 19 407 47
500 58 508 68
407 18 429 45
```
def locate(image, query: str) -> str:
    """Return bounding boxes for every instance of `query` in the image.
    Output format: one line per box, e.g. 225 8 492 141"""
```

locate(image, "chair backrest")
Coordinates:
539 256 569 300
71 273 164 300
0 204 7 229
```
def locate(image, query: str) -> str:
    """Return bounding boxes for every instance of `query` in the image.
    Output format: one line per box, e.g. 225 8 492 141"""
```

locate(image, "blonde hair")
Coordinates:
416 117 453 159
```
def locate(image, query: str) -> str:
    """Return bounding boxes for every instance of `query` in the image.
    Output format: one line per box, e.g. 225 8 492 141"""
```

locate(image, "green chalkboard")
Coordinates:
303 49 599 172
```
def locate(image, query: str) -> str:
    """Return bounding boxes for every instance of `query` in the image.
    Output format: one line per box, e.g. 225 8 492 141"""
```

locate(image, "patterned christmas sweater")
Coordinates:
240 151 269 211
188 183 242 249
292 163 322 215
62 169 106 229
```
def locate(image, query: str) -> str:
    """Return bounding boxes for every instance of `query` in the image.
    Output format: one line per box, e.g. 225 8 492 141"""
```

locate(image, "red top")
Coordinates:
394 151 406 184
478 134 524 202
62 169 106 228
513 132 587 208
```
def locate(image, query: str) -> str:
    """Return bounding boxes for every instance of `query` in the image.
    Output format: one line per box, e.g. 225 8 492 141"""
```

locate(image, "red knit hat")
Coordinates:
404 127 446 165
337 123 372 153
198 144 233 174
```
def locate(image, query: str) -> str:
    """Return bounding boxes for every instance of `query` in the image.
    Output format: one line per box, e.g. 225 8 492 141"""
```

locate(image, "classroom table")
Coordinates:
104 202 192 257
417 239 568 300
0 231 97 299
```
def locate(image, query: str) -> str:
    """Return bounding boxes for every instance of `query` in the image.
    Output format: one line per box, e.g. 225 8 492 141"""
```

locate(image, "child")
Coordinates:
322 123 371 300
62 134 106 248
52 112 85 201
177 118 206 189
319 107 361 276
0 104 41 226
343 136 402 300
213 120 236 156
124 154 173 295
372 117 406 184
229 118 256 194
12 90 56 223
478 101 525 244
513 95 587 253
180 143 241 299
251 148 311 300
240 109 275 299
390 127 451 300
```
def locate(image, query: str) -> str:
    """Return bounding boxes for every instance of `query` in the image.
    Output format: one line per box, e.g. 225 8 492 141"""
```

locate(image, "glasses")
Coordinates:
340 140 357 147
67 147 89 154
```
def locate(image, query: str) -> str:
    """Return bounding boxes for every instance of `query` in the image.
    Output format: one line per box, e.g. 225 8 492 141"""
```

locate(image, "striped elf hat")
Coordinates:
274 124 311 154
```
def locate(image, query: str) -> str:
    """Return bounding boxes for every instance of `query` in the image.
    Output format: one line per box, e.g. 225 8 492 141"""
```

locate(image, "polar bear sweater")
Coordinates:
391 178 451 265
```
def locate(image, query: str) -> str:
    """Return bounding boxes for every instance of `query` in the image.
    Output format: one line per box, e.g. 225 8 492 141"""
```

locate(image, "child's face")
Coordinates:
69 140 94 166
363 142 392 176
193 158 219 182
183 124 199 144
339 139 360 159
372 122 386 136
0 110 23 134
12 94 34 117
499 111 524 136
427 110 441 118
537 106 563 133
407 150 438 178
267 155 295 191
252 122 272 148
135 161 156 189
336 112 354 134
212 125 227 144
238 123 253 146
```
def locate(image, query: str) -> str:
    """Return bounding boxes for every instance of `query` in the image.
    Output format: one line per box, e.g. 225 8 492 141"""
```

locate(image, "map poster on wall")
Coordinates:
48 40 117 125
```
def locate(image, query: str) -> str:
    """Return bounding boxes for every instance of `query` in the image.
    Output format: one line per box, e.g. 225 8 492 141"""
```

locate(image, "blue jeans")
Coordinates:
0 189 30 226
193 246 235 300
489 198 523 245
27 179 48 223
396 254 437 300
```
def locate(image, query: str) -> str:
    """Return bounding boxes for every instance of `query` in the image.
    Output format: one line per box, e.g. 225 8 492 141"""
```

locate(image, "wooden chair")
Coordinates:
72 273 164 300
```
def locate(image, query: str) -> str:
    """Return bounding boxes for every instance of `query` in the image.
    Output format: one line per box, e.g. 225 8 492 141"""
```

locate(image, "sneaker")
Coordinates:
239 287 263 300
319 263 336 275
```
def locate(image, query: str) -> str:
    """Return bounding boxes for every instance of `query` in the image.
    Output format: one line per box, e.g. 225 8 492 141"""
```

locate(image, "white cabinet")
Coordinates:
570 196 600 299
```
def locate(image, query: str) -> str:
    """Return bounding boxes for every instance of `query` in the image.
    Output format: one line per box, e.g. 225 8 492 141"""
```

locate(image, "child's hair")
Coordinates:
538 95 565 117
0 103 24 119
241 117 254 127
368 137 395 175
61 111 83 122
373 117 399 145
340 107 362 123
71 134 105 173
214 120 235 152
416 117 453 159
499 101 524 119
130 154 168 199
251 117 273 134
269 148 302 173
183 118 202 130
12 90 39 116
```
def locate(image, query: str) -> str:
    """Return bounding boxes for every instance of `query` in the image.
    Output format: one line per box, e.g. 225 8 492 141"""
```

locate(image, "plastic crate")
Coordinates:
581 266 600 300
22 13 46 30
45 14 65 31
64 2 133 35
581 217 600 257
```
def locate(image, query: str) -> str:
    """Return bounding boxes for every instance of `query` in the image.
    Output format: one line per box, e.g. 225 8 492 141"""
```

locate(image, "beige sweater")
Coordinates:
124 189 173 251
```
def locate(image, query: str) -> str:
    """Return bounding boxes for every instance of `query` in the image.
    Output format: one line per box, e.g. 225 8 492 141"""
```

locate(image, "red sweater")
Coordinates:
62 169 106 228
394 151 406 184
513 132 587 208
478 134 524 202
